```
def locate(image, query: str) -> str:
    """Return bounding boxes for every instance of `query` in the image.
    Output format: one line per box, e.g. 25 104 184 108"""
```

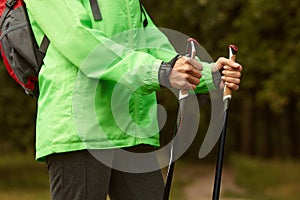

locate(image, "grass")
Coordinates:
165 155 300 200
229 154 300 200
0 153 50 200
0 153 299 200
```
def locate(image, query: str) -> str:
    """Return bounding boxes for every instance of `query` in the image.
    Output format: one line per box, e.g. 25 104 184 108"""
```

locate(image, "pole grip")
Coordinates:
223 45 238 100
179 38 199 100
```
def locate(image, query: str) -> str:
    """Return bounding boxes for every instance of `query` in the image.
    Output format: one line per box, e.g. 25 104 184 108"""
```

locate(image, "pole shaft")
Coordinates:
212 104 229 200
212 45 238 200
163 38 199 200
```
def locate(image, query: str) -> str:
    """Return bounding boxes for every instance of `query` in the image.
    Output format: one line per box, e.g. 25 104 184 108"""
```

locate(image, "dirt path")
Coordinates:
174 163 248 200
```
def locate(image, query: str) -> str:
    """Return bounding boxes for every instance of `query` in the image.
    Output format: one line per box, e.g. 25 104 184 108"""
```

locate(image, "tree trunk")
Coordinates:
240 96 253 155
287 96 299 158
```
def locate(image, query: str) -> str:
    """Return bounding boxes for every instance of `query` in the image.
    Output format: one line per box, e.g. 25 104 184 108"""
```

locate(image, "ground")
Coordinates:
172 163 248 200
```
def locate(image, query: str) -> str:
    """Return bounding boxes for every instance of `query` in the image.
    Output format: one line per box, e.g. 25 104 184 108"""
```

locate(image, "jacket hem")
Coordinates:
36 139 160 162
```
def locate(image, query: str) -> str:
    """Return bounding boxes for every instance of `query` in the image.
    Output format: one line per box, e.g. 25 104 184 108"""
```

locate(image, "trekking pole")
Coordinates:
163 38 199 200
212 45 238 200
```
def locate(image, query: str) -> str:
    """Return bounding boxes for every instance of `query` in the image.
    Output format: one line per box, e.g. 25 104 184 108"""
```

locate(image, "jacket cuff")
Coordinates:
158 55 180 88
212 70 222 89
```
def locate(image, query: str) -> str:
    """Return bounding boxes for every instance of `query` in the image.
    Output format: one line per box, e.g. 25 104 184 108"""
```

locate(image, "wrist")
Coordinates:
158 55 180 88
212 64 222 88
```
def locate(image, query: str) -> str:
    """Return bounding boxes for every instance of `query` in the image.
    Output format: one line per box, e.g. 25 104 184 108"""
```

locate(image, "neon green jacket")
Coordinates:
24 0 214 161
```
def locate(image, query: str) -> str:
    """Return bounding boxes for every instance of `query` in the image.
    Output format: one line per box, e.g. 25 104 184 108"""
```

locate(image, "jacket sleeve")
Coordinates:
195 62 217 93
141 7 177 61
142 8 217 94
24 0 165 94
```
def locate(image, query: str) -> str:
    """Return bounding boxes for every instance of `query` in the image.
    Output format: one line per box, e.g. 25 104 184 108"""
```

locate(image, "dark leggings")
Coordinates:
46 148 164 200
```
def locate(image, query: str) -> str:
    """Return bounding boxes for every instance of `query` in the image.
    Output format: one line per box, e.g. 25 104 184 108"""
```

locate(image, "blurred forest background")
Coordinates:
143 0 300 159
0 0 299 199
1 0 298 159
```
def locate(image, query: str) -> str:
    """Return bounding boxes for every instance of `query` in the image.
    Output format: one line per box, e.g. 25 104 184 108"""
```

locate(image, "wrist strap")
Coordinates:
158 55 180 88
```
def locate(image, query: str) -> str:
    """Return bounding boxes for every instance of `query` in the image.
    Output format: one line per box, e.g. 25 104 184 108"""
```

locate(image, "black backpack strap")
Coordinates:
36 35 50 67
39 35 50 54
37 0 101 66
89 0 102 21
140 4 148 28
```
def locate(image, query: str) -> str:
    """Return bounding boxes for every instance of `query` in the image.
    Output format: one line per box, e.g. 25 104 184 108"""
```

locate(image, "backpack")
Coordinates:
0 0 147 99
0 0 50 98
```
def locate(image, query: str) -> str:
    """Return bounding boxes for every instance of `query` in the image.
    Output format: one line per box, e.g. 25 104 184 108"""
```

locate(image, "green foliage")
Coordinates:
0 0 299 157
231 0 300 113
142 0 300 158
143 0 300 113
0 62 36 152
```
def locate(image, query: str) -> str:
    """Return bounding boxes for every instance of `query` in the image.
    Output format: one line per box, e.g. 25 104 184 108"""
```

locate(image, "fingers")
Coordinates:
169 70 199 90
185 57 203 71
221 72 241 91
169 57 203 90
224 81 239 91
221 63 242 91
217 57 242 71
174 57 202 78
222 66 242 78
214 57 243 91
186 73 201 85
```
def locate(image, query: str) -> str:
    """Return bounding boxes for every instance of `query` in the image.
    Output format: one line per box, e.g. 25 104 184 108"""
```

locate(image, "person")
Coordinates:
24 0 242 199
